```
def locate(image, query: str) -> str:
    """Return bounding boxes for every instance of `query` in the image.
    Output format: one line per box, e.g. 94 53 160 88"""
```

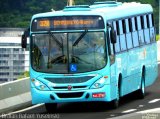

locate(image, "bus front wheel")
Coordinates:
45 103 57 113
111 86 120 109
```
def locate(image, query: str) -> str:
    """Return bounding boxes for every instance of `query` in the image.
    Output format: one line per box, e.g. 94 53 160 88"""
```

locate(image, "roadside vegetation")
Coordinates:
18 71 29 80
156 35 160 41
0 0 159 34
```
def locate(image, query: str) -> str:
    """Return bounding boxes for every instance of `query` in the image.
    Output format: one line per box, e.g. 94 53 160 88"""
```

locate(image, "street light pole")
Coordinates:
67 0 74 6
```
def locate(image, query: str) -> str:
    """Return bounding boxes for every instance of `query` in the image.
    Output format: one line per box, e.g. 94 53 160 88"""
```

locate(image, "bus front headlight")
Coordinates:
31 79 50 91
90 77 106 89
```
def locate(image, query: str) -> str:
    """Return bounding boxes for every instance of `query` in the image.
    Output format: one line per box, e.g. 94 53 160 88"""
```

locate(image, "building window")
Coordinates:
13 48 19 52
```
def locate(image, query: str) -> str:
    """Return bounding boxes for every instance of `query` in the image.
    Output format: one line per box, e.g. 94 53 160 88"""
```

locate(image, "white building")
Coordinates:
0 28 29 82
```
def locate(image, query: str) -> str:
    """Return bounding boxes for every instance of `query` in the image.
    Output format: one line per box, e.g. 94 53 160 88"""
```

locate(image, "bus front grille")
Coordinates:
45 76 94 84
56 92 84 98
53 86 87 90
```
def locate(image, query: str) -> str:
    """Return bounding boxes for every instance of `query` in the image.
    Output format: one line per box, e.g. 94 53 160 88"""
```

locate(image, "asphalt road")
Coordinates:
7 64 160 119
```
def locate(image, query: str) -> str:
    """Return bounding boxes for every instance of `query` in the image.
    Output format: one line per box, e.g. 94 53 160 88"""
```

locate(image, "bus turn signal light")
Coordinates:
104 76 108 78
92 93 105 98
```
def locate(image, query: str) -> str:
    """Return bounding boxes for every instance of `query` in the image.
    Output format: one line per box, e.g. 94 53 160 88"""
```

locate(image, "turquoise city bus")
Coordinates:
22 1 158 112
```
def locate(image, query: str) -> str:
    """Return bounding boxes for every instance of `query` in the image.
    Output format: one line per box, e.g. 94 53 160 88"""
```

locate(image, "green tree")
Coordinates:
18 71 29 79
0 0 159 33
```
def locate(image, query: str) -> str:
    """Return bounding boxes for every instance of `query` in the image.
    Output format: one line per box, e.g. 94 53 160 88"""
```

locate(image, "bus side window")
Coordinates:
110 21 116 55
135 17 138 31
119 20 127 51
107 22 114 55
149 14 155 42
126 19 133 49
128 18 133 32
107 21 116 64
115 21 121 53
143 15 150 44
116 21 120 35
140 16 144 29
131 17 136 31
149 14 153 27
122 19 126 34
125 19 129 33
137 16 142 30
119 20 123 35
132 17 139 47
146 15 150 28
137 16 145 45
151 14 155 26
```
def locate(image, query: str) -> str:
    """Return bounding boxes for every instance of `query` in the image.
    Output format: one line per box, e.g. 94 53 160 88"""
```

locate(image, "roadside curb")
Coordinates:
0 78 32 114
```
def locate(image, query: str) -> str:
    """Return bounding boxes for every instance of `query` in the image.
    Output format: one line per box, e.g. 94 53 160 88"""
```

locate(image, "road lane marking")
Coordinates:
107 108 160 119
11 104 44 114
110 114 115 117
138 105 144 108
137 108 160 113
0 104 44 118
148 99 160 103
122 109 137 113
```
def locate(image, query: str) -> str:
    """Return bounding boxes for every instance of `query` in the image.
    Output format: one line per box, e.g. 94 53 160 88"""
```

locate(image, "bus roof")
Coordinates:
32 2 153 21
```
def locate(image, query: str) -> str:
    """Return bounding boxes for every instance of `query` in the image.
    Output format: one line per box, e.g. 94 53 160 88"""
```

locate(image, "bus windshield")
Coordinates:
31 31 107 73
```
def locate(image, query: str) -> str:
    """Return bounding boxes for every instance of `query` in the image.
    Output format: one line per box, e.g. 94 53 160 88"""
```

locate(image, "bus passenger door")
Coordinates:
107 23 117 99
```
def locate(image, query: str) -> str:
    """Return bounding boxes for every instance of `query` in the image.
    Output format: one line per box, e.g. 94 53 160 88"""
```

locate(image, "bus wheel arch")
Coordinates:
137 66 146 99
142 66 146 81
111 73 122 109
118 73 122 97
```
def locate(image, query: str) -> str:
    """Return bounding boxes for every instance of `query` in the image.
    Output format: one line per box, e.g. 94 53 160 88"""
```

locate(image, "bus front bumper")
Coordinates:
31 85 113 104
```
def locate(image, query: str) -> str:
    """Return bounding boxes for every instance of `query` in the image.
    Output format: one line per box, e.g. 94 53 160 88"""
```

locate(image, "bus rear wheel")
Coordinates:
45 103 57 113
137 71 145 99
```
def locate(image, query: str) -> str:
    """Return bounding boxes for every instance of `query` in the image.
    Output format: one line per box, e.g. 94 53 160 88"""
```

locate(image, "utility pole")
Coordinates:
67 0 75 6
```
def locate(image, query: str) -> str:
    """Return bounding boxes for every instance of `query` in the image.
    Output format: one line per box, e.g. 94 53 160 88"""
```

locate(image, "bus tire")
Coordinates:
45 103 57 113
137 70 145 99
111 85 120 109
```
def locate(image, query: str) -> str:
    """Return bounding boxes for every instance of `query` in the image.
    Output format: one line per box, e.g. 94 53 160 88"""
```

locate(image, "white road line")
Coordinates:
138 105 144 108
110 114 115 117
148 99 160 103
12 104 44 114
137 108 160 113
108 108 160 119
122 109 137 113
0 104 44 117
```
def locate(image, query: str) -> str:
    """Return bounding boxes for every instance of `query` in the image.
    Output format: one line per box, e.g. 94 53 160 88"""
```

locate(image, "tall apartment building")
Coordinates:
0 28 29 83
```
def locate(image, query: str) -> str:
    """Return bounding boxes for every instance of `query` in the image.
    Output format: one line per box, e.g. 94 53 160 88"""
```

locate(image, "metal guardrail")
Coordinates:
0 77 32 114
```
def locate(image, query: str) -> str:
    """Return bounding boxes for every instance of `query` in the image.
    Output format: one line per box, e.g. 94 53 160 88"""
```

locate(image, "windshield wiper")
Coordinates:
73 29 88 46
49 31 63 48
50 55 66 64
47 31 64 69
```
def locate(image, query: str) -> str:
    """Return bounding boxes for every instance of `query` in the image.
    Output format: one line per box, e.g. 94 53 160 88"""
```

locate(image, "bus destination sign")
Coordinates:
32 16 104 31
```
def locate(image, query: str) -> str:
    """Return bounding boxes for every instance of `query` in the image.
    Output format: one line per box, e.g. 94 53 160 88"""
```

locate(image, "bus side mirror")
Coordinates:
110 28 117 44
21 28 29 48
21 34 27 48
